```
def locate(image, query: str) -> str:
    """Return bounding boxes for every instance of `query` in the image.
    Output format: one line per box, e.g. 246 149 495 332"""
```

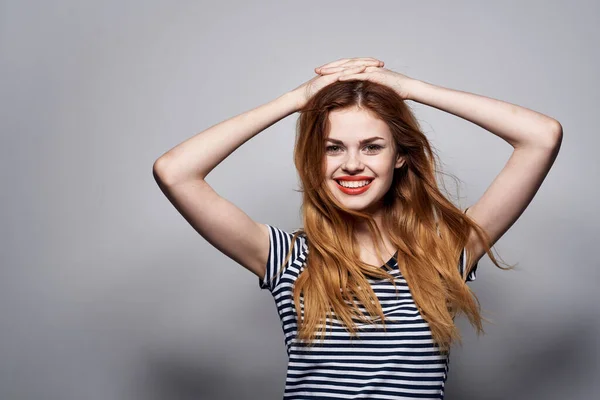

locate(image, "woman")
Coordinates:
153 57 562 399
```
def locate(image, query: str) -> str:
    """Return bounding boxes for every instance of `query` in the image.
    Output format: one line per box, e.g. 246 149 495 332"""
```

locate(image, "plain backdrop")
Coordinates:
1 1 598 399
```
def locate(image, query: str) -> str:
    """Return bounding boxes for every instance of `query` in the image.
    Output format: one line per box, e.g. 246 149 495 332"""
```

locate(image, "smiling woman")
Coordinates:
153 56 561 400
322 106 405 219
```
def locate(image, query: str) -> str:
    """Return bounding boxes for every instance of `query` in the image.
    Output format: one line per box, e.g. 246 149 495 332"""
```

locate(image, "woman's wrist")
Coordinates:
284 89 306 112
404 79 430 102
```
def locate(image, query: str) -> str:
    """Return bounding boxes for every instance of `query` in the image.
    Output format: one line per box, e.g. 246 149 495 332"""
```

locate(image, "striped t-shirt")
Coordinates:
258 224 478 400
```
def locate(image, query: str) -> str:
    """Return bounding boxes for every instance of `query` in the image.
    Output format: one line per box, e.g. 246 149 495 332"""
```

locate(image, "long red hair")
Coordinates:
275 80 513 354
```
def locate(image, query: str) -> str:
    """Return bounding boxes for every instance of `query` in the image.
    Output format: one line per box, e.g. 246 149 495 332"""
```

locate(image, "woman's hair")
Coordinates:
275 80 513 354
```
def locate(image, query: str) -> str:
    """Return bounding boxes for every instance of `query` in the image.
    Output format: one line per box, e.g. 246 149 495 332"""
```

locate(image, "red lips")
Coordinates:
334 177 374 195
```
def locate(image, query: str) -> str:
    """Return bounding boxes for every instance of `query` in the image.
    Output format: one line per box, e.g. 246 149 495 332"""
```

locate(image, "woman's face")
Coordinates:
324 106 404 214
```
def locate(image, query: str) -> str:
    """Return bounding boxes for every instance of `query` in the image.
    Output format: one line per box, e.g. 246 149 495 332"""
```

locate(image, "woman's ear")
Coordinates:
395 154 405 169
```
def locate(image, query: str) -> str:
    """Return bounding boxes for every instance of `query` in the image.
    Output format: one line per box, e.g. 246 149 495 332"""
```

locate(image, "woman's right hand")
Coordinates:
290 57 384 110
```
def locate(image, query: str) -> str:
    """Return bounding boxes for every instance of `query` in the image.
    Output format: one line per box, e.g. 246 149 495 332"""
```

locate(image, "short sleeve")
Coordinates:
459 246 478 282
258 224 306 292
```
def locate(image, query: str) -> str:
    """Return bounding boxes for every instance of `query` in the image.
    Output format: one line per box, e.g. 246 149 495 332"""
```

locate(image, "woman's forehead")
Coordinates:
327 108 392 141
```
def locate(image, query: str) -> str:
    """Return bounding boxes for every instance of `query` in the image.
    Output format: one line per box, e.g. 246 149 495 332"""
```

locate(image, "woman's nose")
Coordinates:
342 153 364 171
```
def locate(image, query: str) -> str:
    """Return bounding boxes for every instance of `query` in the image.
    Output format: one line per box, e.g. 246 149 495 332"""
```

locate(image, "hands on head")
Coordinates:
292 57 418 110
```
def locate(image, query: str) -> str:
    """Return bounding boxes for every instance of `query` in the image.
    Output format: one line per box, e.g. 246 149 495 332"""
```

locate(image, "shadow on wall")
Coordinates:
450 310 598 400
134 349 282 400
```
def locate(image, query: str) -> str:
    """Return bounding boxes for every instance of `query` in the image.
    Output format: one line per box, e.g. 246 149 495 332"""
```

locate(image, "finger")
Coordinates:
340 65 367 74
319 66 365 82
364 65 383 72
320 61 380 71
322 57 382 68
316 57 383 71
317 60 382 74
334 66 368 80
320 60 383 72
320 66 366 80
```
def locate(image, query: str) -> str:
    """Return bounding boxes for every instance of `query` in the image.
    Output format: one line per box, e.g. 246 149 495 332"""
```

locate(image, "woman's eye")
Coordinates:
325 145 383 154
365 145 383 152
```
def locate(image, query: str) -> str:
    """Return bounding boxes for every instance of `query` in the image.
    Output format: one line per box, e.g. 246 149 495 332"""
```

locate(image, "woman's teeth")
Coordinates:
336 180 372 188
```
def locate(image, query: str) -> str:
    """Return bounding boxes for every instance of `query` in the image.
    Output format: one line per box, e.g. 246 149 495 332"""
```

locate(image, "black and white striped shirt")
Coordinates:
259 224 477 399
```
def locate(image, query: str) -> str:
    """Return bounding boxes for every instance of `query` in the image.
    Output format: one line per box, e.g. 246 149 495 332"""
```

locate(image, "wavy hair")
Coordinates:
275 80 513 354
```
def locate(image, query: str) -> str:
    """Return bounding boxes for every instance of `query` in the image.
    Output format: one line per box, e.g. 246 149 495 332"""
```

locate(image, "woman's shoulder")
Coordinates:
258 225 308 292
265 225 309 253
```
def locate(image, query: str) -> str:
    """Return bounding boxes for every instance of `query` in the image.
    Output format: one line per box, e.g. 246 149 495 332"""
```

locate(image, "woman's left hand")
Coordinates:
315 58 419 101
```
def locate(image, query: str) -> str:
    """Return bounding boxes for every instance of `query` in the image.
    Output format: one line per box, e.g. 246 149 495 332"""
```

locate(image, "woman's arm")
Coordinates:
152 63 370 281
406 80 562 149
316 59 563 274
406 80 563 269
152 90 303 281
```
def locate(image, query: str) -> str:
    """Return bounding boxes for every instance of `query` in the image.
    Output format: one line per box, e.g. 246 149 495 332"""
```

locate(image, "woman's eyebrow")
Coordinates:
325 136 385 145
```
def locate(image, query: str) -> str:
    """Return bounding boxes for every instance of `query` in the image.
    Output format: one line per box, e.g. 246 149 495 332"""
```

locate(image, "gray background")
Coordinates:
1 0 598 399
